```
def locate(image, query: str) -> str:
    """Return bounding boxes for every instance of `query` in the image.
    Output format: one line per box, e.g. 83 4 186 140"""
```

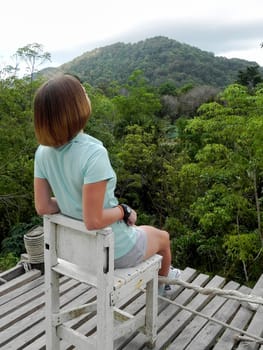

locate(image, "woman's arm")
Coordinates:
34 177 60 215
82 180 124 230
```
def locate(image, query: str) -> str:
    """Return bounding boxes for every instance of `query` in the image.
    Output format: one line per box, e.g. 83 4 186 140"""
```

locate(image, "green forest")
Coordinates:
1 43 263 287
43 36 261 89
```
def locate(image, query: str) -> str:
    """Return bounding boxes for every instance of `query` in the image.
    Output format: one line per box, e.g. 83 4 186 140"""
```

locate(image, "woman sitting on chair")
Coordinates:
33 74 180 293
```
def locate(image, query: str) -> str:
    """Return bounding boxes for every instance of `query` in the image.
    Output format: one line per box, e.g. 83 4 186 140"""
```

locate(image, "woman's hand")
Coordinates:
127 209 137 226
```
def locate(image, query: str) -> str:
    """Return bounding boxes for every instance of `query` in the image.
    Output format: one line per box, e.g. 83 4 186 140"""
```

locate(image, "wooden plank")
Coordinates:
213 285 253 350
120 270 209 350
0 276 46 320
0 275 44 307
56 263 165 349
13 283 97 350
131 267 198 316
108 268 196 349
151 273 211 350
2 267 263 350
58 288 145 349
236 274 263 350
48 269 196 350
163 275 226 349
0 278 87 348
0 264 25 281
0 269 41 297
185 281 242 349
0 287 45 332
0 276 78 332
0 277 6 284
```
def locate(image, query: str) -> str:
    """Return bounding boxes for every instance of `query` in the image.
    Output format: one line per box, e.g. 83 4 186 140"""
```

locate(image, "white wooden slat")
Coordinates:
2 214 263 350
45 213 111 236
0 278 88 348
165 275 226 349
213 285 253 350
0 275 44 311
175 280 239 350
116 268 199 349
236 274 263 350
52 260 97 287
185 281 242 350
114 255 162 286
56 226 100 273
1 269 263 350
57 324 96 350
0 269 41 297
52 301 97 326
112 262 161 306
0 264 25 281
142 272 212 350
45 217 60 350
8 284 96 350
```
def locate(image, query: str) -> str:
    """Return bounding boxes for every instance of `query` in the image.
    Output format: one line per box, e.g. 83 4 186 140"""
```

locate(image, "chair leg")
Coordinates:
145 273 158 348
45 268 60 349
44 218 61 350
96 289 114 350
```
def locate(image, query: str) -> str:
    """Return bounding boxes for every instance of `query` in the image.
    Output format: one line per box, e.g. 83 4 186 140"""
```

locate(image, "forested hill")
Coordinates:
41 36 260 88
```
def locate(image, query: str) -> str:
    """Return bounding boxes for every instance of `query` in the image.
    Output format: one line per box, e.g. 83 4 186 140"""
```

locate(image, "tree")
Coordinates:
83 83 116 150
0 76 41 245
112 70 161 138
16 43 51 82
172 84 263 280
237 65 262 90
115 125 157 209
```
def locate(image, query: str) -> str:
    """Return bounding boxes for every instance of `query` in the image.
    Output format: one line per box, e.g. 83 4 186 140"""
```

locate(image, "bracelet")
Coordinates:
119 203 132 224
117 205 124 219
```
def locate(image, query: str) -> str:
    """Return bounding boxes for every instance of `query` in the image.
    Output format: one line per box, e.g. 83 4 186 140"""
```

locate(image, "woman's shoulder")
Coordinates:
35 144 49 156
75 133 108 161
76 133 103 147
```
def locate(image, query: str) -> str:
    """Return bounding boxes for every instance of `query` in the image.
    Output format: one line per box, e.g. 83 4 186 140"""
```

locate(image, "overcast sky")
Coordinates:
1 0 263 69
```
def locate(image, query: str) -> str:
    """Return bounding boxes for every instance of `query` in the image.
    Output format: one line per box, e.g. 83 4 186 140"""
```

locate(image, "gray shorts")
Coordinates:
114 228 147 269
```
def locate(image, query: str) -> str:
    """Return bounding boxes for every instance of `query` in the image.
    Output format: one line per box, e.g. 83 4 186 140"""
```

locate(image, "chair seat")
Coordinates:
53 254 162 290
114 254 162 289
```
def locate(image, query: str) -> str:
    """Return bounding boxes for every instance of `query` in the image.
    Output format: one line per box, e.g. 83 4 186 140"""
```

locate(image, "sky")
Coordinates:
1 0 263 70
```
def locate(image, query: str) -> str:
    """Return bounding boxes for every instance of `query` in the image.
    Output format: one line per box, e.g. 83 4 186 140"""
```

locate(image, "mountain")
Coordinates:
40 36 260 89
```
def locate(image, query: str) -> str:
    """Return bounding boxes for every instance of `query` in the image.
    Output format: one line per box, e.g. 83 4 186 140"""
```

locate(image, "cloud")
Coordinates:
2 0 263 68
111 18 263 53
48 18 263 69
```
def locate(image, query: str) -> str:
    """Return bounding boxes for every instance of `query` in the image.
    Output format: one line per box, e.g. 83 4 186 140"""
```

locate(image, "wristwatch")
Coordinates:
120 204 132 224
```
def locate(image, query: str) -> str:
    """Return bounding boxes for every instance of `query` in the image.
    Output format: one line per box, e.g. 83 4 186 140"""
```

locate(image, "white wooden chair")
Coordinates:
44 214 162 350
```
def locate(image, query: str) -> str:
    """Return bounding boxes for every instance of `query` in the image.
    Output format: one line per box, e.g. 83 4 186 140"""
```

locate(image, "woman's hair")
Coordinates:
34 74 92 146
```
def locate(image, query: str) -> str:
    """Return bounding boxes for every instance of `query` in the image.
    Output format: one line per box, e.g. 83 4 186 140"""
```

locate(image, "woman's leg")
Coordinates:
139 225 171 276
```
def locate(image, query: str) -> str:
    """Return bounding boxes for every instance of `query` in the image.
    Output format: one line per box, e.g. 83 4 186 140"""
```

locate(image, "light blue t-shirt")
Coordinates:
34 132 137 259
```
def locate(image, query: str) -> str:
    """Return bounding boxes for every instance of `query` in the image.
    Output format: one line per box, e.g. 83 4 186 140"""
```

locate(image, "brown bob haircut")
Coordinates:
34 74 91 147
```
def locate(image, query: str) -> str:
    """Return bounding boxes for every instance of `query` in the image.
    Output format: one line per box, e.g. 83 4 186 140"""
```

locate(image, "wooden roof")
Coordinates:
0 265 263 349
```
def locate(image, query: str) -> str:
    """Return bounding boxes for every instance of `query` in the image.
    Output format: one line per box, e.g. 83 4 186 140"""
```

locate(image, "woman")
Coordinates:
33 74 180 292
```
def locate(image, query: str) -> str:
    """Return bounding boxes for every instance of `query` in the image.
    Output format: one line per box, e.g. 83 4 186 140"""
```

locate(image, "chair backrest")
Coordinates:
44 214 114 278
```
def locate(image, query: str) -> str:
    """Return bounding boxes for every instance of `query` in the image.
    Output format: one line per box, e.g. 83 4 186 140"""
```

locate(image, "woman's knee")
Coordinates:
140 226 170 257
143 226 170 249
159 229 170 249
